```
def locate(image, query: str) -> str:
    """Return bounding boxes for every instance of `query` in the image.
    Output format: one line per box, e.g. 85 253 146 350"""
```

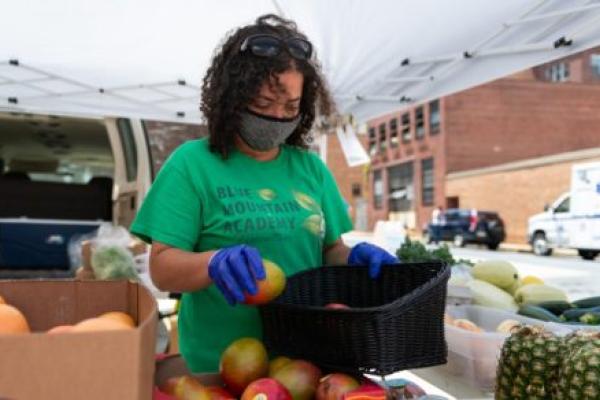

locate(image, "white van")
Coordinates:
528 161 600 260
0 111 153 272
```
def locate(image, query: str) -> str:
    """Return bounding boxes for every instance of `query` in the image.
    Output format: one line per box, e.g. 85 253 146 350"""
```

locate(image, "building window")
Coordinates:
546 62 570 82
388 162 414 212
591 54 600 77
429 100 440 134
559 62 569 81
368 127 377 156
378 123 387 152
447 196 459 209
415 107 425 139
351 183 362 198
389 118 399 147
421 158 434 206
373 170 383 209
401 113 411 142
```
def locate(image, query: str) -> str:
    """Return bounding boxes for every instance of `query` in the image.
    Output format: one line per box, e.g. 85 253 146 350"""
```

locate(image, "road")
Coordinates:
449 246 600 300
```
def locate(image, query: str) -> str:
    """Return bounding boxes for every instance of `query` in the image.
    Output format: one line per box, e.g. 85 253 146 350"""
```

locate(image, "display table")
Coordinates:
412 367 493 399
371 366 494 400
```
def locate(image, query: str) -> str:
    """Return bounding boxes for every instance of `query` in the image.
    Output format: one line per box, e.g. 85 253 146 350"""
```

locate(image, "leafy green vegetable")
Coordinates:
395 238 473 266
579 312 600 325
91 245 138 280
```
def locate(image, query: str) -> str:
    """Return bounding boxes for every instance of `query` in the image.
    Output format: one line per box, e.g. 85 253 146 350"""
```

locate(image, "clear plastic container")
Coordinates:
441 305 570 392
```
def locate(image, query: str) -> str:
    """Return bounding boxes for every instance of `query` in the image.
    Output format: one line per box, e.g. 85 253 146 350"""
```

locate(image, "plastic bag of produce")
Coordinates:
67 230 97 270
90 224 138 280
449 264 473 287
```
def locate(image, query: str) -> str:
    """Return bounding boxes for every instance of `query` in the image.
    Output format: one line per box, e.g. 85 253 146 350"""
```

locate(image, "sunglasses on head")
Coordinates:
240 34 313 60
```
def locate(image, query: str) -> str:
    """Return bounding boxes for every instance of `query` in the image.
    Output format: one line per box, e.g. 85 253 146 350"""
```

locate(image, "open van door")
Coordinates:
106 118 152 229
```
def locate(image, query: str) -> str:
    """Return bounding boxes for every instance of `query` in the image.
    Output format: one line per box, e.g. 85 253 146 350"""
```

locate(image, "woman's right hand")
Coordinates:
208 245 266 305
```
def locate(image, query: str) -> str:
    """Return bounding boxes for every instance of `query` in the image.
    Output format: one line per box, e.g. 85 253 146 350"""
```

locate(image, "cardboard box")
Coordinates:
75 266 97 280
0 280 157 400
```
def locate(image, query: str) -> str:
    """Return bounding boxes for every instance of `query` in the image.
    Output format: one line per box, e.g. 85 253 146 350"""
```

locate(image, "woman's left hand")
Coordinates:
348 242 399 279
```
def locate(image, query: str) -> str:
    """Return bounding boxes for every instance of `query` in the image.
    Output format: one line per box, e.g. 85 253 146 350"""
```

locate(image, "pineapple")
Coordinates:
495 325 563 399
556 338 600 400
563 330 600 356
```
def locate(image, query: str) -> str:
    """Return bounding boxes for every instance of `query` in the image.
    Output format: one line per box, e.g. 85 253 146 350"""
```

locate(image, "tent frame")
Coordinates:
2 0 600 121
339 0 600 106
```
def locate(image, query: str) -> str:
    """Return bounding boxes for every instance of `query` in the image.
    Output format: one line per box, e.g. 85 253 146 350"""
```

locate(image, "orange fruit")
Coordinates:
0 304 30 334
98 311 135 328
72 317 132 333
47 325 75 334
453 319 483 333
0 295 6 305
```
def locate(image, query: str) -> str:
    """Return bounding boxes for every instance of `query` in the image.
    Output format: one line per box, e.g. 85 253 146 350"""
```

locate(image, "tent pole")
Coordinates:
505 3 600 26
271 0 286 17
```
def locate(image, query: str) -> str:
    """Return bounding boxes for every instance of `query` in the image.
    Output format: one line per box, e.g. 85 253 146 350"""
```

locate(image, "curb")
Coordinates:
499 243 578 257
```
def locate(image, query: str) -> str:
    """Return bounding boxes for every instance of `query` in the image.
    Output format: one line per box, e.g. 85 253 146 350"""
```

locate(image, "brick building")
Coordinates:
315 132 371 231
446 149 600 244
143 120 208 174
364 47 600 238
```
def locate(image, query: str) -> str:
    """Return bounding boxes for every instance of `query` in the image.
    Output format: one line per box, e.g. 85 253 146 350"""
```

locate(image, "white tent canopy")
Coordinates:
2 0 600 124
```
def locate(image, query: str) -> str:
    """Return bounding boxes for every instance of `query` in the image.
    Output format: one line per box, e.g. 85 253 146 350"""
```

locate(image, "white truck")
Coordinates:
528 161 600 260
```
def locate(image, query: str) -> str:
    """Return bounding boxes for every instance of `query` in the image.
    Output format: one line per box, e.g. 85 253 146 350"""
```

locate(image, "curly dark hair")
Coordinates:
200 14 334 158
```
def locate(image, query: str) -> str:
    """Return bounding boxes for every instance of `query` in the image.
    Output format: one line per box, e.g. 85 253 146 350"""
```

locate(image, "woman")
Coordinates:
131 14 398 372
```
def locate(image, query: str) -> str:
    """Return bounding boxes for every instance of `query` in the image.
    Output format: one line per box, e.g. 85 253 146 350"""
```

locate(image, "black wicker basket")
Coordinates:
259 261 450 375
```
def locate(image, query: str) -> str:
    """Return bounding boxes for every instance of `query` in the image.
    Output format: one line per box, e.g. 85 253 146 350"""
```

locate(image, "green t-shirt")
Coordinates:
130 138 352 372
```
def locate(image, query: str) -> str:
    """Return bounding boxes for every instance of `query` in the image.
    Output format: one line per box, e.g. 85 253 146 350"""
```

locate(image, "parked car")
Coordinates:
528 161 600 260
426 208 506 250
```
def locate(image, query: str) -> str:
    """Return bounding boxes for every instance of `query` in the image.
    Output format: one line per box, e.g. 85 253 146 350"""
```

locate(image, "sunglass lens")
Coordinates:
250 36 281 57
288 39 312 59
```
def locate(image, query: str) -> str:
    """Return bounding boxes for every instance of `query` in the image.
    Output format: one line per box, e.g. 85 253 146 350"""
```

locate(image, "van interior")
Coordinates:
0 112 114 221
0 112 115 271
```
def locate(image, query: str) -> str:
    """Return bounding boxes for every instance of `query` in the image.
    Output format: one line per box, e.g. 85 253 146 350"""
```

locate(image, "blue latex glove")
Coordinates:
208 245 265 305
348 242 399 279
